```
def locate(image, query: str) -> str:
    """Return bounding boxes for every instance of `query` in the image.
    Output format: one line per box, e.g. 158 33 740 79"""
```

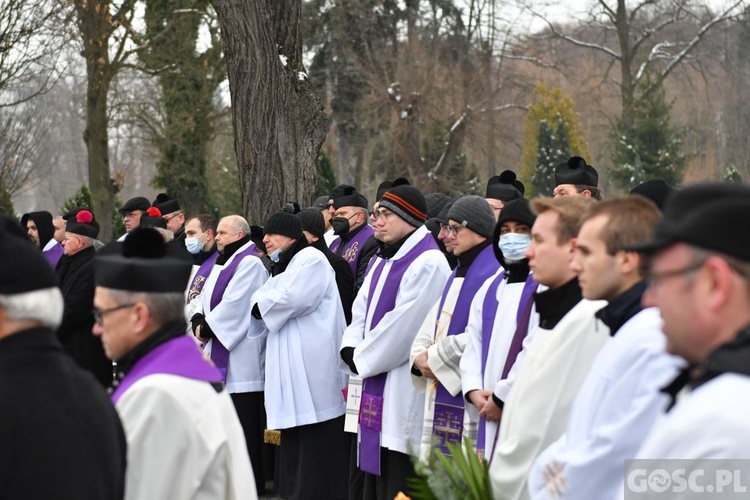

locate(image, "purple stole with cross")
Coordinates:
329 224 374 278
44 242 64 268
476 272 538 457
111 335 223 404
186 250 219 304
358 232 438 476
206 243 258 381
431 244 499 456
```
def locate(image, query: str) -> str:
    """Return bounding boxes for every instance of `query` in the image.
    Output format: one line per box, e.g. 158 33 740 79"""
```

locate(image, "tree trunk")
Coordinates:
77 0 116 241
211 0 329 224
615 0 635 131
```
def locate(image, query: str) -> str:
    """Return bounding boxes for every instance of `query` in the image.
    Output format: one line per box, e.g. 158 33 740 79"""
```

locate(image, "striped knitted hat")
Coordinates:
380 185 427 227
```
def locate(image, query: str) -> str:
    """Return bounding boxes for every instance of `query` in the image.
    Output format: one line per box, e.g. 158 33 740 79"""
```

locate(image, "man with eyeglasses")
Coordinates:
0 215 126 500
409 195 500 462
117 196 151 241
528 196 682 500
489 196 609 500
328 184 379 292
152 193 186 242
55 209 112 387
485 170 525 221
93 227 258 500
340 184 450 500
619 183 750 467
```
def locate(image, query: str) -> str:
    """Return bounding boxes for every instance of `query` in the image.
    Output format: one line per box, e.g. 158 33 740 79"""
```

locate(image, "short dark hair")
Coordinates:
574 185 603 201
190 214 217 234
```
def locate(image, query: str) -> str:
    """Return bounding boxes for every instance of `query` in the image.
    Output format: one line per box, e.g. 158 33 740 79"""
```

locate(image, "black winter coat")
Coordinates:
56 246 113 386
0 327 126 499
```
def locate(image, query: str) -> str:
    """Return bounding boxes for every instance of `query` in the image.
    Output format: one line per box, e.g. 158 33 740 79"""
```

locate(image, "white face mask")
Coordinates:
498 233 531 261
269 237 290 263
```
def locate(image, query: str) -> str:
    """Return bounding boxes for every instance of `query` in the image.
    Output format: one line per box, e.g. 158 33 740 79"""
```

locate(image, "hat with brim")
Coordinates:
118 197 151 213
95 228 191 292
626 182 750 259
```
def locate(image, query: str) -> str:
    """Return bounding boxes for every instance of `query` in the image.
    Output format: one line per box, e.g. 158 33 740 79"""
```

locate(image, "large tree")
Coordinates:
140 0 225 216
210 0 329 224
72 0 139 240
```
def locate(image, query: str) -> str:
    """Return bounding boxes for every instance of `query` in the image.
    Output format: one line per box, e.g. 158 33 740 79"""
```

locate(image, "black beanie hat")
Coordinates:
426 192 451 219
297 208 325 239
555 156 599 187
264 211 304 240
0 214 57 294
20 211 55 248
380 185 427 227
65 209 100 239
95 228 191 292
497 198 536 228
152 193 181 214
630 179 675 210
435 196 459 225
486 170 524 202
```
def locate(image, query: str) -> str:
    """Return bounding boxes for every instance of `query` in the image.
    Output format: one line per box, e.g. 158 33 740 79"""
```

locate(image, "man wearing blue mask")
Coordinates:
190 214 269 496
461 198 539 460
184 214 219 304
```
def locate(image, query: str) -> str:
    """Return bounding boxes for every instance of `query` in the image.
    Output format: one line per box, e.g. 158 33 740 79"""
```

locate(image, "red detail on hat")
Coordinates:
382 191 426 220
146 207 162 217
76 210 93 223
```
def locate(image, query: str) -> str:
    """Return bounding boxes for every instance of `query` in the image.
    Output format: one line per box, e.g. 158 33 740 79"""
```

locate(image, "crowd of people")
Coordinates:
2 156 749 500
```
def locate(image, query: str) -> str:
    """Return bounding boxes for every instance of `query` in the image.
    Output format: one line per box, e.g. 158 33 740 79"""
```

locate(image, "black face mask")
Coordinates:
331 213 357 235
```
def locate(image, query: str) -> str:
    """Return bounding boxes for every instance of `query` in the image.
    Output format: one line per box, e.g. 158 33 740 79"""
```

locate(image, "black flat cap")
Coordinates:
627 182 750 260
118 197 151 213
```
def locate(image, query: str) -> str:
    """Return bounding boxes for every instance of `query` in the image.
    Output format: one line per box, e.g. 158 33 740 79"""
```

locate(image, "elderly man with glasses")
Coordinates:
117 196 151 241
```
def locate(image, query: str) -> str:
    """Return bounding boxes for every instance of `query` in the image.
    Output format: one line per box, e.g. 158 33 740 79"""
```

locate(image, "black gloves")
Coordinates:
340 347 358 374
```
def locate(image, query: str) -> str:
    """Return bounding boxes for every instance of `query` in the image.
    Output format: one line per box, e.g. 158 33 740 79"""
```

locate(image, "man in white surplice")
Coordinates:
409 195 499 461
489 196 609 500
528 196 682 500
250 211 349 500
461 197 539 460
190 215 269 495
340 184 450 500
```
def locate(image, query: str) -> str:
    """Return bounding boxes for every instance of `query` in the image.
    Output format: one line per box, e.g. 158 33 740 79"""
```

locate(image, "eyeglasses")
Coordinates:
646 261 705 289
373 210 392 222
163 212 181 222
92 303 136 323
446 224 466 236
122 211 142 220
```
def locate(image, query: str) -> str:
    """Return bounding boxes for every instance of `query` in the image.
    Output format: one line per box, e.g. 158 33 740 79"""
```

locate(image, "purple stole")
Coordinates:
476 272 538 457
431 245 499 456
358 233 438 475
111 335 223 404
206 243 258 381
329 224 374 277
44 242 64 268
186 250 219 304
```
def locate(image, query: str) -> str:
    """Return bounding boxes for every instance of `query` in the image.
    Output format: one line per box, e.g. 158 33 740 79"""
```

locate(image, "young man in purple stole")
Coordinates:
188 214 269 495
328 184 380 291
92 227 257 500
409 195 500 461
340 184 451 500
184 214 220 304
461 198 539 461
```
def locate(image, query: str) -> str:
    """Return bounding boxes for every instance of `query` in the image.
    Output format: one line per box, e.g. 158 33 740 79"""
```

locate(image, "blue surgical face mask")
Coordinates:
185 232 206 254
498 233 531 261
269 238 290 263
